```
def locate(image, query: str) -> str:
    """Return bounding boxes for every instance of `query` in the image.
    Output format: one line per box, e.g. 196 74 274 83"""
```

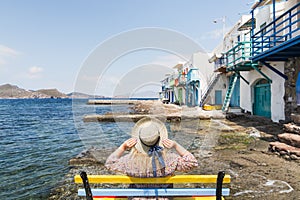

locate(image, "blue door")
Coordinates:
170 91 174 103
230 77 240 107
215 90 222 105
254 79 271 118
193 84 199 106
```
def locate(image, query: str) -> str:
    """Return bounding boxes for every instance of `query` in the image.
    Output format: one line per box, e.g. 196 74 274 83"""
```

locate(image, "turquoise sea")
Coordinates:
0 99 134 200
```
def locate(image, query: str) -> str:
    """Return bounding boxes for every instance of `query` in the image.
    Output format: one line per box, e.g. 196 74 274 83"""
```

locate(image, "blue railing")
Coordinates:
214 57 225 71
252 2 300 57
225 41 252 68
187 68 200 83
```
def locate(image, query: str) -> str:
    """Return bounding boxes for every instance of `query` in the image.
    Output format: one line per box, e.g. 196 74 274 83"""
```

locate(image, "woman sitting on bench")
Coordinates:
105 117 198 199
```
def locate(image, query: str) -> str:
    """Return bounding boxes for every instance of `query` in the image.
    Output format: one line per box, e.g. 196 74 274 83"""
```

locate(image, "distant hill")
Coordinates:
0 83 158 99
0 84 68 99
37 89 68 98
0 84 32 98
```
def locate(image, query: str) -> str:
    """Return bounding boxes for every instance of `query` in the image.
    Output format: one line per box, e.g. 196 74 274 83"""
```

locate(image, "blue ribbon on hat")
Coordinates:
148 145 165 177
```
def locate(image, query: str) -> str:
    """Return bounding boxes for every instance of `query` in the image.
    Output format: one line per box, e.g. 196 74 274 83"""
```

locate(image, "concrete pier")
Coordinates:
84 114 176 122
87 99 148 105
83 112 225 122
84 99 225 122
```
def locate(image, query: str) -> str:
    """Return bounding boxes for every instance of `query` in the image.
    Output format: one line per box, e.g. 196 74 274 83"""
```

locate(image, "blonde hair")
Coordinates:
126 148 167 177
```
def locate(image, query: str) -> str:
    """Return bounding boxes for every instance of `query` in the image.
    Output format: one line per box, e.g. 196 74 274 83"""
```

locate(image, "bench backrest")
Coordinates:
74 171 231 200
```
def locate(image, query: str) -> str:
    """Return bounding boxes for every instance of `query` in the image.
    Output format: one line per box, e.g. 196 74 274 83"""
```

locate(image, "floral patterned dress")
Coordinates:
105 150 198 200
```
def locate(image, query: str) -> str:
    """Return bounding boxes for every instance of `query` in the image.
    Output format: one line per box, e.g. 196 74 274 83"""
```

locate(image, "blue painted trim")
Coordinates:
251 9 255 56
78 188 230 197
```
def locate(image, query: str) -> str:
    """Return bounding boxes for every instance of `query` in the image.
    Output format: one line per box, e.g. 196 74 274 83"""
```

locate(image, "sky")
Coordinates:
0 0 252 97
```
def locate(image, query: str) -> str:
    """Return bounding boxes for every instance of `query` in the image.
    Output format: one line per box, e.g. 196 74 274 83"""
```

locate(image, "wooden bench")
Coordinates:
74 171 231 200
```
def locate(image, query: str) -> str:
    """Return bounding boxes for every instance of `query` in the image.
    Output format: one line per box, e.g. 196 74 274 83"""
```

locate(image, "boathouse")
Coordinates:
207 0 300 122
161 52 213 107
160 0 300 122
173 63 186 105
160 74 176 104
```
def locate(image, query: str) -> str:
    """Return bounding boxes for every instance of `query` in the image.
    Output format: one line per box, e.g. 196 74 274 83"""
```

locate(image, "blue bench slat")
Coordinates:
78 188 230 197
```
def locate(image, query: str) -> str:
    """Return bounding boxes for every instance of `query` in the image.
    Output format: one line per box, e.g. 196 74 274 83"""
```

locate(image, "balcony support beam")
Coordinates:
260 61 288 80
235 71 249 85
251 65 273 83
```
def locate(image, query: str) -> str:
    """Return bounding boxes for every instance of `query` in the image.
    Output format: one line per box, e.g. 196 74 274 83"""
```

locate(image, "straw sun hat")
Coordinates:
131 117 168 155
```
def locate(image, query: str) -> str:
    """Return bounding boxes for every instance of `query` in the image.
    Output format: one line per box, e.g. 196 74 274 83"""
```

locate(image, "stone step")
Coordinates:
269 141 300 157
291 113 300 124
278 133 300 148
283 123 300 135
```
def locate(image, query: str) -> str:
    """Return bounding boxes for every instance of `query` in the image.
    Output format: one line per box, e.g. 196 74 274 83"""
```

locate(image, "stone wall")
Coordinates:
284 57 300 121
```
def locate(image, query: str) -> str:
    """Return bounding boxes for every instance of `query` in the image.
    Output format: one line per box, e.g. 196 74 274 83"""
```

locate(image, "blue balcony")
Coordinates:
214 57 225 70
187 68 200 83
225 41 257 72
251 2 300 61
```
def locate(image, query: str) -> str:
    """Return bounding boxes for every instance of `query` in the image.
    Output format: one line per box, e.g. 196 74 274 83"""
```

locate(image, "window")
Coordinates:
260 22 267 35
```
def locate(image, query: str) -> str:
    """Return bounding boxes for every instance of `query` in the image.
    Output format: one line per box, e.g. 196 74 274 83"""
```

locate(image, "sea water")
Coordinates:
0 99 133 200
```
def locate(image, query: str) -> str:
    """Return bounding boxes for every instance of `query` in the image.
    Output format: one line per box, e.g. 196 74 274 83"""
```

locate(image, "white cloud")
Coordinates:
0 44 19 56
29 66 43 74
27 66 43 78
0 44 20 67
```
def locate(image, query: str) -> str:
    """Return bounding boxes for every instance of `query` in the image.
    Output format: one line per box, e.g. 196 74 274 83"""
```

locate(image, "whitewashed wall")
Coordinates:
254 2 286 34
240 62 285 122
207 74 227 105
191 52 214 105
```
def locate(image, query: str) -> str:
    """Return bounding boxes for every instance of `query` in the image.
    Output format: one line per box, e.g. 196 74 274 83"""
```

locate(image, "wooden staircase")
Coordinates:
222 73 238 112
199 73 221 107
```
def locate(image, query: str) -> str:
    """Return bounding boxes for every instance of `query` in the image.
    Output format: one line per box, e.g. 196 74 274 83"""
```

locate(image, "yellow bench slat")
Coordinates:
74 174 231 184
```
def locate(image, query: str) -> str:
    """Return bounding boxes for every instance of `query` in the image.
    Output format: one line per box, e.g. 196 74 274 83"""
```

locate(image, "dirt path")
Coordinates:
209 113 300 200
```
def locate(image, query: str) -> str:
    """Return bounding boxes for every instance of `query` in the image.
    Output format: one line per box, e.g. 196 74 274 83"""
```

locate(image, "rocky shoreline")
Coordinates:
48 147 114 200
48 110 300 200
